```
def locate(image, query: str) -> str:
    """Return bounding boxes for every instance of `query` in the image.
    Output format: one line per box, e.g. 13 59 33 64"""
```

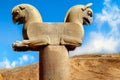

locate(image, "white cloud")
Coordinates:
19 55 29 64
11 61 16 67
19 54 35 65
72 0 120 56
104 0 110 7
0 58 12 68
3 58 11 68
95 2 120 32
73 32 119 55
0 54 35 68
23 55 28 61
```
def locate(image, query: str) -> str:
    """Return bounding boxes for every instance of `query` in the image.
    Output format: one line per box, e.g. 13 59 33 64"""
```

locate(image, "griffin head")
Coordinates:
64 3 93 25
82 3 93 25
12 4 26 24
12 4 42 25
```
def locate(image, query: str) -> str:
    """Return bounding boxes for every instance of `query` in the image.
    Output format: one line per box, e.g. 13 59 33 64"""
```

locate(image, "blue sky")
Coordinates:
0 0 120 68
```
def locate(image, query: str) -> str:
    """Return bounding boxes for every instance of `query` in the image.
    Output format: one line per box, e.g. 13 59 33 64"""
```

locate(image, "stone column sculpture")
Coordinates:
11 3 93 80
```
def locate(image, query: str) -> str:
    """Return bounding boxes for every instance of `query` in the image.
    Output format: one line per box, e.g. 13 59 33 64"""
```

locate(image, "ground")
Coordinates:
0 53 120 80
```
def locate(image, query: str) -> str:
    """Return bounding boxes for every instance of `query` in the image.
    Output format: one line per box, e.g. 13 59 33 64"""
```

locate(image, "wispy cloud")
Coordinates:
19 55 29 64
0 54 35 68
19 54 34 65
73 0 120 56
0 58 12 68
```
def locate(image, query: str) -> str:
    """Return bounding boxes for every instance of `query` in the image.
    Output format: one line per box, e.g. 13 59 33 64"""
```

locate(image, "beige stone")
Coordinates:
11 3 93 51
40 45 70 80
64 3 93 25
11 3 93 80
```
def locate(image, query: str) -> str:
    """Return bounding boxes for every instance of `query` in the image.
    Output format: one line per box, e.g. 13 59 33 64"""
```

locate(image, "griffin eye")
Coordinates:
87 10 92 17
12 11 19 16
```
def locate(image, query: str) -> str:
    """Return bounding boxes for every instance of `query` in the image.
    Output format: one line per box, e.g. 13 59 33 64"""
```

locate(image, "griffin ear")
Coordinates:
82 3 93 11
19 6 25 10
86 3 93 8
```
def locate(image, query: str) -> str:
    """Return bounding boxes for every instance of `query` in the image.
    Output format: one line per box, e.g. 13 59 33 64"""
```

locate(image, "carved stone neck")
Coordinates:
24 9 42 25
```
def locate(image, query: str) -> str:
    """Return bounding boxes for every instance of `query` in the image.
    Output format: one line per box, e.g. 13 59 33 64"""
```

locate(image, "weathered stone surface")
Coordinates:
12 23 83 51
64 3 93 25
11 3 93 51
40 46 70 80
11 3 93 80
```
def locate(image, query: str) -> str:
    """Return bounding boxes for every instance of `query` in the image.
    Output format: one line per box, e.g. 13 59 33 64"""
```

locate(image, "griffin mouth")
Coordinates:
13 17 24 25
83 17 90 25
